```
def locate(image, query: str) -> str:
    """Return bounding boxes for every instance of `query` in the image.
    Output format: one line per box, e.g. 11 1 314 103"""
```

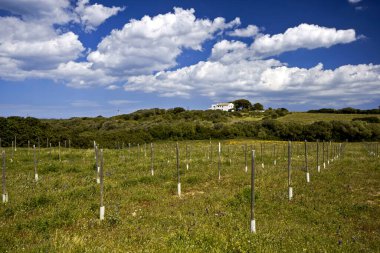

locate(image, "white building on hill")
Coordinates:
209 102 234 111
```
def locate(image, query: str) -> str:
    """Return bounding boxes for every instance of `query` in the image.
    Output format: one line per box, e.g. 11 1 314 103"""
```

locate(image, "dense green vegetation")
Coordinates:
0 141 379 251
1 108 380 148
278 112 380 124
308 107 380 114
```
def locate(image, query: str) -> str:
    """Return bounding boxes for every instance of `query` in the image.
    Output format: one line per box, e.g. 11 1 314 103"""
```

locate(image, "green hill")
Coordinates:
1 109 379 148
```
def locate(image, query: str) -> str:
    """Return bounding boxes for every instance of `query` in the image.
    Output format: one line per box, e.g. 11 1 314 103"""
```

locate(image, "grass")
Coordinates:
278 112 380 124
0 140 379 252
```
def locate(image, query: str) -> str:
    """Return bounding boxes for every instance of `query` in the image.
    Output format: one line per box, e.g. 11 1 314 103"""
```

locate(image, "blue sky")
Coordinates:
0 0 379 118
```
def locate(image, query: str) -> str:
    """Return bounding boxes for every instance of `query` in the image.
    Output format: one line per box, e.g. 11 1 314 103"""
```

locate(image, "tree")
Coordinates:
232 99 252 111
252 103 264 111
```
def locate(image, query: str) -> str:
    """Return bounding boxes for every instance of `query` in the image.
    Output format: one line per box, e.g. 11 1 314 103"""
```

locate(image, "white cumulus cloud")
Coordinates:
74 0 125 32
251 23 357 58
0 3 377 109
51 61 117 88
0 0 123 82
210 24 358 62
0 0 72 25
125 58 380 107
87 7 240 76
227 25 259 37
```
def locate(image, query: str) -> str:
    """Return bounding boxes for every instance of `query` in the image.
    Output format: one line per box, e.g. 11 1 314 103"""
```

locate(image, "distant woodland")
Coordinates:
1 106 379 148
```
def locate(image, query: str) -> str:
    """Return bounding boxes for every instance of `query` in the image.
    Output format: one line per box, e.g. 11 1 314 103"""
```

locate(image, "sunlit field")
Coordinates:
1 140 379 252
278 112 380 124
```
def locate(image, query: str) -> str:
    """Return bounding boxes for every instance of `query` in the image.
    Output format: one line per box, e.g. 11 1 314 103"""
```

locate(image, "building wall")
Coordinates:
210 103 234 111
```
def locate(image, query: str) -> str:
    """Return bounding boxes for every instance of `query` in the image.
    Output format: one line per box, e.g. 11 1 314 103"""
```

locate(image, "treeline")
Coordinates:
1 110 379 148
308 107 380 114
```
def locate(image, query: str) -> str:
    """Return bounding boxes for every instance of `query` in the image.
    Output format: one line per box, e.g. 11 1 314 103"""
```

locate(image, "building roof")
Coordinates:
215 102 233 106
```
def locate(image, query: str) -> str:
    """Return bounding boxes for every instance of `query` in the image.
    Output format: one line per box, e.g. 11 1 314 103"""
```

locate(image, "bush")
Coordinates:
353 117 380 123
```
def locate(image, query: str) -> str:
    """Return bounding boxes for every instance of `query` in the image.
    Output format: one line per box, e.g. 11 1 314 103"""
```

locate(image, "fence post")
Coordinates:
288 141 293 200
186 144 189 170
305 140 310 183
150 143 154 176
34 145 38 182
244 144 248 172
250 149 256 233
317 140 320 172
2 151 8 203
99 149 105 220
218 142 221 180
176 143 181 197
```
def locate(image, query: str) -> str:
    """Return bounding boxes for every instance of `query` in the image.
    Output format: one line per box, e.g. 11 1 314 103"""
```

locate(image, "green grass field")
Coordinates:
0 140 379 252
278 112 380 124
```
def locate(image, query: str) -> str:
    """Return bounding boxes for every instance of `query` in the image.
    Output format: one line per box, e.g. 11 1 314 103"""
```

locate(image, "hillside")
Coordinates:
1 109 380 148
278 112 380 124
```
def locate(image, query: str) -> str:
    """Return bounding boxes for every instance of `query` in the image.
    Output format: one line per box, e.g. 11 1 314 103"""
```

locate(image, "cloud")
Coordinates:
71 100 100 107
355 6 366 11
0 31 84 70
210 24 358 62
251 23 357 58
348 0 362 3
51 61 117 88
0 0 124 30
0 0 72 25
0 4 377 109
0 0 122 82
74 0 125 32
209 40 250 64
227 25 259 37
106 85 120 90
125 58 380 107
0 16 85 71
108 100 138 106
87 7 240 76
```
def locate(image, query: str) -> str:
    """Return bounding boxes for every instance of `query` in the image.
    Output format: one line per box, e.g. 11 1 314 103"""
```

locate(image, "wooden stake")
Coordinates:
34 145 38 182
11 141 14 162
2 150 8 203
186 144 189 170
93 141 97 159
150 143 154 176
317 140 320 172
305 140 310 183
218 142 221 180
261 143 264 168
288 141 293 200
99 149 105 220
95 145 100 184
176 143 181 197
244 144 248 172
322 141 325 169
327 142 329 165
250 149 256 233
